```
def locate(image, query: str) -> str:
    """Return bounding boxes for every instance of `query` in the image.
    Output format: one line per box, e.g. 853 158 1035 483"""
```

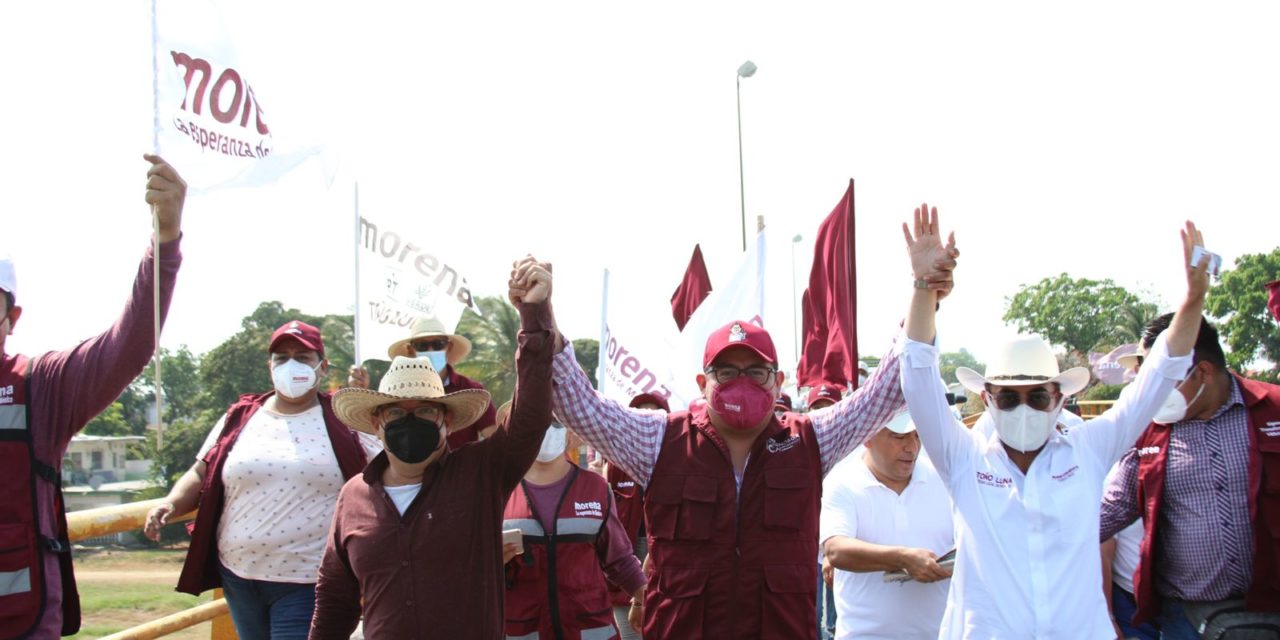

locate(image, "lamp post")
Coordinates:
791 233 803 361
736 60 757 253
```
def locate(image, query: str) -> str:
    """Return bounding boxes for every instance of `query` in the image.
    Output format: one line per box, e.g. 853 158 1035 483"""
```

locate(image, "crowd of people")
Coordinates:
5 159 1280 639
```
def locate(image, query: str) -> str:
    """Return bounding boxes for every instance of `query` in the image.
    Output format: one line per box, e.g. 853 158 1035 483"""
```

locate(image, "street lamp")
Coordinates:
791 233 803 361
736 60 757 253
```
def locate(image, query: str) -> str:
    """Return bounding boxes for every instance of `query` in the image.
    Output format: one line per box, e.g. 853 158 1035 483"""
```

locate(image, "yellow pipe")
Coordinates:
96 598 229 640
66 498 196 543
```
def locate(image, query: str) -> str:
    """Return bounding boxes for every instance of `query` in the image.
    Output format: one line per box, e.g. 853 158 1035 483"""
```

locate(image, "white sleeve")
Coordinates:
819 467 859 545
899 337 975 483
195 413 228 462
357 431 384 460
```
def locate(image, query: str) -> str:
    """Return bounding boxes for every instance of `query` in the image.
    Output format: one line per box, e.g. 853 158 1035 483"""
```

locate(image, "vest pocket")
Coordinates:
0 523 37 633
761 564 816 636
1260 443 1280 536
653 566 709 637
763 468 812 531
678 476 718 540
646 476 717 541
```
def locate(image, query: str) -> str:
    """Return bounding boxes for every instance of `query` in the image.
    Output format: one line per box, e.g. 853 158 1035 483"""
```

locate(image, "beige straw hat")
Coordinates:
385 316 473 365
333 356 491 434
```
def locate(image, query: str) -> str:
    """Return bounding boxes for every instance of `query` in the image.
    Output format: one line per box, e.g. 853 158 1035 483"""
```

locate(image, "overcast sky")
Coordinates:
2 1 1276 376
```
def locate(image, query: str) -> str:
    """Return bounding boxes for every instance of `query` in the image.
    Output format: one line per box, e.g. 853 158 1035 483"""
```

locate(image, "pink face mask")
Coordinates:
709 377 775 430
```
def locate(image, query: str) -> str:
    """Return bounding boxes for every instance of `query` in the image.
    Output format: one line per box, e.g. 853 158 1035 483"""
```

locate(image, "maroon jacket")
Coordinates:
503 466 619 639
643 408 822 639
605 463 645 607
1131 374 1280 624
176 391 366 595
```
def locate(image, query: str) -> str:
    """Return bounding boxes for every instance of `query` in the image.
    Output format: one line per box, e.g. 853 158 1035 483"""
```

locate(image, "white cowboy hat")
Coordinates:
333 356 491 435
955 335 1090 396
1116 344 1143 371
385 316 473 365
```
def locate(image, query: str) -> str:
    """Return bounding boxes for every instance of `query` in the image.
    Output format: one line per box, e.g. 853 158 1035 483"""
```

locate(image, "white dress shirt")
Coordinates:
820 451 954 639
899 334 1190 639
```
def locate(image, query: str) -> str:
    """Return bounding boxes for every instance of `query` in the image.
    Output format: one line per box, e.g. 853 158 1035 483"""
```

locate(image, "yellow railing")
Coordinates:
67 499 237 640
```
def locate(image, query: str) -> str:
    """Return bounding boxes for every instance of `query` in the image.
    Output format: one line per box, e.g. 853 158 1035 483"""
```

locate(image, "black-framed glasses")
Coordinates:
705 364 776 385
379 405 444 422
988 386 1057 412
411 338 449 352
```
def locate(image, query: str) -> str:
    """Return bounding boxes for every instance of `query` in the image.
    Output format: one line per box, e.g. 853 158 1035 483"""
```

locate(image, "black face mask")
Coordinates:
382 415 442 464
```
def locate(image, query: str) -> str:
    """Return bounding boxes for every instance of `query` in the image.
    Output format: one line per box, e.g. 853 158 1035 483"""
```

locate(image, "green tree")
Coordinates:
939 349 984 385
572 338 600 388
144 408 221 491
1205 248 1280 376
1004 274 1159 358
84 401 131 436
454 296 520 407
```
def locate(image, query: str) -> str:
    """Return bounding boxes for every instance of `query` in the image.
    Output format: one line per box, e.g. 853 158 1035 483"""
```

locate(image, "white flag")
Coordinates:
154 0 329 190
597 231 768 410
355 213 481 363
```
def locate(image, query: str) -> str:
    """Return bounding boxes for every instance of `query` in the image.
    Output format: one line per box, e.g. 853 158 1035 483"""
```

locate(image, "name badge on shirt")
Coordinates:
766 435 800 454
976 471 1013 489
1138 446 1161 457
1051 465 1079 482
1262 422 1280 437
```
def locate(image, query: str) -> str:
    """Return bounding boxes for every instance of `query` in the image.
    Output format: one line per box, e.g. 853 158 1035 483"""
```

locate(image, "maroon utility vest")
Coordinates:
1131 374 1280 625
604 463 644 608
502 465 619 640
642 407 822 639
0 354 79 638
176 391 366 595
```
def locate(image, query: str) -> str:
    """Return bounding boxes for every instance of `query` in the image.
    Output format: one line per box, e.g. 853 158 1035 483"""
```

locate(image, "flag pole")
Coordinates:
847 179 858 391
597 269 609 390
352 182 362 365
151 0 165 450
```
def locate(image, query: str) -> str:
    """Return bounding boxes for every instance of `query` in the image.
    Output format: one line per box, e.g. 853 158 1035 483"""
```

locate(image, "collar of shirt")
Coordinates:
848 453 932 493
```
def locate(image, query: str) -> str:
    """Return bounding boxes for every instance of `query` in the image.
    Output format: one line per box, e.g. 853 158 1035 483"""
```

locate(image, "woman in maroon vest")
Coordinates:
144 320 375 640
503 423 646 640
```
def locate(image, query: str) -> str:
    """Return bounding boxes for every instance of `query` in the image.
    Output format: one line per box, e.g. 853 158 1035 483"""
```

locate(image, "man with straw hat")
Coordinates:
898 203 1209 639
348 315 497 449
309 260 556 640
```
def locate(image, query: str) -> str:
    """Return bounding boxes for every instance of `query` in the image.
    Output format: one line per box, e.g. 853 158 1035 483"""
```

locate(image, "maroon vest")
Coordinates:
0 354 79 638
502 465 618 640
604 463 644 607
176 391 366 595
1131 374 1280 625
642 408 822 640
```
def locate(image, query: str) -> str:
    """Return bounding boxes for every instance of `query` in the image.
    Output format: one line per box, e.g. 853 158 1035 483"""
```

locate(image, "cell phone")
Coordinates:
502 528 524 552
1190 246 1222 277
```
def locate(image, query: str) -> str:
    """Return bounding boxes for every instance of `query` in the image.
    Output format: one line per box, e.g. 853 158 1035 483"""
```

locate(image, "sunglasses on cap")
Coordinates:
411 338 449 352
986 386 1057 412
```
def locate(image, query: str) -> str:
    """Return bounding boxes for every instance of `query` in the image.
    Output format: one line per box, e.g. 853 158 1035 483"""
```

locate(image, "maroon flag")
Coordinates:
1267 280 1280 324
671 244 713 331
797 180 858 390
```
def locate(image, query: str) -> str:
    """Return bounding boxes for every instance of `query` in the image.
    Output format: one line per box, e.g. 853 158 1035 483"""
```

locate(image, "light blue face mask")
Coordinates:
416 350 449 373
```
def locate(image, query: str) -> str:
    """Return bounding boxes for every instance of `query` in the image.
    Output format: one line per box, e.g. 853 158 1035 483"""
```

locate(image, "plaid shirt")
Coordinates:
550 335 907 488
1100 379 1254 602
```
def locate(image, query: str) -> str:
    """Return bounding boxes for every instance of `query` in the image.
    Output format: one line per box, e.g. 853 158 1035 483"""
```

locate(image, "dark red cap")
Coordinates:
269 320 325 358
629 393 671 413
807 384 844 408
774 393 792 411
702 320 777 368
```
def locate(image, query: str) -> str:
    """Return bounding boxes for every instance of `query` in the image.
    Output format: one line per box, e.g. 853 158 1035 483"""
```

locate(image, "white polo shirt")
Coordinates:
820 449 954 640
899 334 1190 640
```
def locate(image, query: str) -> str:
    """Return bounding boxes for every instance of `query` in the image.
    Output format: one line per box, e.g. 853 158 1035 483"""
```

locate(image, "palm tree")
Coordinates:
453 296 521 406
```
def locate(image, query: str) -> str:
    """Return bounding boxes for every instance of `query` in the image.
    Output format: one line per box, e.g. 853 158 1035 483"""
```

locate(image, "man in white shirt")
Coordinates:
821 410 955 639
897 204 1209 639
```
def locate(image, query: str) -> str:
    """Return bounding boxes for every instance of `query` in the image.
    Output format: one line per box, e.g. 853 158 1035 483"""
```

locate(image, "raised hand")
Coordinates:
348 365 370 389
143 154 186 243
509 255 553 305
1181 221 1211 303
901 203 958 296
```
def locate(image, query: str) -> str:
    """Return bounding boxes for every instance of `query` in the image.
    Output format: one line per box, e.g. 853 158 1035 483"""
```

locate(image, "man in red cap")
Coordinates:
146 319 379 640
525 246 957 638
808 384 844 411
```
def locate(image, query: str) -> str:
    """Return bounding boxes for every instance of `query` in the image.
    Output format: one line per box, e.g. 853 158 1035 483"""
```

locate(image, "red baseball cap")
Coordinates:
269 320 325 358
629 393 671 413
774 393 793 411
807 384 844 407
702 320 777 368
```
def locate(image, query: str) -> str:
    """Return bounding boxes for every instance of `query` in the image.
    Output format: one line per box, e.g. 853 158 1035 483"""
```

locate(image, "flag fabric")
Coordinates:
354 213 481 363
796 180 858 390
671 244 713 331
1267 280 1280 324
154 0 330 191
1090 343 1137 386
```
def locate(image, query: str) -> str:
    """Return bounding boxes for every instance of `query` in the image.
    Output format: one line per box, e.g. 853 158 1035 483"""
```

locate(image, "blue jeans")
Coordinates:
1159 599 1201 640
219 563 316 640
1112 583 1159 640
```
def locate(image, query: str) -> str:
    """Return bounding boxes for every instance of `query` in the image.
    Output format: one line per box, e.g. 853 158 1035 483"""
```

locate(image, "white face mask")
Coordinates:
1153 376 1206 425
272 359 320 399
416 350 448 374
536 426 567 463
987 396 1063 453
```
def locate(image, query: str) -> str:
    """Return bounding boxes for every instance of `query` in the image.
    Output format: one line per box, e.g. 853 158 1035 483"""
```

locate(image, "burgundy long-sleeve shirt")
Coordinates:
22 239 182 637
309 301 554 640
